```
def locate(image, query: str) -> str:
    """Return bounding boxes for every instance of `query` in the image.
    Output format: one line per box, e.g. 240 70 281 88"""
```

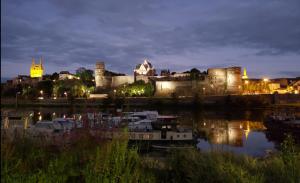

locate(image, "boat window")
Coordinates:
162 125 166 129
177 135 180 138
183 134 186 138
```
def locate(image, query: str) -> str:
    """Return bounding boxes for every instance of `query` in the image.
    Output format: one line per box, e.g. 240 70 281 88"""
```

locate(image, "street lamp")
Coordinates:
38 90 44 100
64 91 68 99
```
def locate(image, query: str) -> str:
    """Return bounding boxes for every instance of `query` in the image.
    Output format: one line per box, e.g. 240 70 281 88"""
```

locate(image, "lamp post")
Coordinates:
40 90 44 99
64 91 68 99
15 92 21 108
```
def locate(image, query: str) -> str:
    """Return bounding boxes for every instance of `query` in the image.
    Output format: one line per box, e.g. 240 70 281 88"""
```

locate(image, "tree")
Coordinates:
37 80 53 97
116 80 154 97
50 72 59 81
190 68 200 80
76 69 94 87
52 79 89 98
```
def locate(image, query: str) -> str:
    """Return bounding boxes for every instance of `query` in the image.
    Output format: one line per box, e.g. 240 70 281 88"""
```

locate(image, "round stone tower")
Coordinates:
226 67 242 93
95 62 105 88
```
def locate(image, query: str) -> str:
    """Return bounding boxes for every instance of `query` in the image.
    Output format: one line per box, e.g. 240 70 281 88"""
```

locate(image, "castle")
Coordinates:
30 57 44 78
95 60 243 96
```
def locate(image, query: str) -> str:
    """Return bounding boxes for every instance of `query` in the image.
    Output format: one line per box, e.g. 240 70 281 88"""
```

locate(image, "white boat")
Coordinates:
127 112 193 141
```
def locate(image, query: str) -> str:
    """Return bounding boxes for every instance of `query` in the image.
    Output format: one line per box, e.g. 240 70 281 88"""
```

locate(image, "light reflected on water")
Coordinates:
1 107 299 157
196 120 275 156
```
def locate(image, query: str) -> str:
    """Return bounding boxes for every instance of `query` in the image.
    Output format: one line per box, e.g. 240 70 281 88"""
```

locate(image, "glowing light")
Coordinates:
263 78 269 82
245 80 249 84
40 90 43 95
30 58 43 78
63 114 66 118
295 90 299 94
38 115 42 121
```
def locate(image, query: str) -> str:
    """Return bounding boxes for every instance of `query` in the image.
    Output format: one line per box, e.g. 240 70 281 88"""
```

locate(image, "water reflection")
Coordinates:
196 119 275 156
1 107 299 157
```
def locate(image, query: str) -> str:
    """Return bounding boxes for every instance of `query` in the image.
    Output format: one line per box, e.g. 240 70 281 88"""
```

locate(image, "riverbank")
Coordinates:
1 133 299 183
1 94 300 109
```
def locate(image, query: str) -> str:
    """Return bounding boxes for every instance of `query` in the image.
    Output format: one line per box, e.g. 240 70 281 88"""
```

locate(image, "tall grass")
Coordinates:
145 134 300 183
1 132 154 183
1 132 299 183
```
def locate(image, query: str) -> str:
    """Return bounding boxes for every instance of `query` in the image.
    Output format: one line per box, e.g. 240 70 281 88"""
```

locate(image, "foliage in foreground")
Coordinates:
1 132 154 183
145 134 300 183
1 133 300 183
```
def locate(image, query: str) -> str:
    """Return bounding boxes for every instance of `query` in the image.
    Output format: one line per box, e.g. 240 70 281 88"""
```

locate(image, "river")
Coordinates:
2 106 300 157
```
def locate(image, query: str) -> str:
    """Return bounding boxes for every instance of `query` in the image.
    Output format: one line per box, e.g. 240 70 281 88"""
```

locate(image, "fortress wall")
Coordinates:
226 67 242 94
111 76 134 88
155 81 193 96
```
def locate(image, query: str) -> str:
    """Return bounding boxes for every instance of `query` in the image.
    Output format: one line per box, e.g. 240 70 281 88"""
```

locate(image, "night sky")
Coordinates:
1 0 300 79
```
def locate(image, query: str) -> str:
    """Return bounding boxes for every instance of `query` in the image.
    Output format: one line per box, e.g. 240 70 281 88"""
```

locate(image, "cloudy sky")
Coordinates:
1 0 300 78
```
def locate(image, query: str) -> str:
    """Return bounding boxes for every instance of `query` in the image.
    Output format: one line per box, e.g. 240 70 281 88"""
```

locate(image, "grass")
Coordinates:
1 132 300 183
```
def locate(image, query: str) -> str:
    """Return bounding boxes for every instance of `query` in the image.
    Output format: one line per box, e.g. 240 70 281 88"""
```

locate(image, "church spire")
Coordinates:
242 68 248 79
32 57 35 65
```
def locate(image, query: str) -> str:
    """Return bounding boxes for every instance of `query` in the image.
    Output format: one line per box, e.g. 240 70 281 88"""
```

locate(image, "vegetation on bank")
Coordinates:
1 132 300 183
1 70 95 99
115 80 155 97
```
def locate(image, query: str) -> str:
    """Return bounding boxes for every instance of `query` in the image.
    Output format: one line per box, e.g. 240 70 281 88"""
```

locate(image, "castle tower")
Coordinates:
95 62 106 88
242 68 248 79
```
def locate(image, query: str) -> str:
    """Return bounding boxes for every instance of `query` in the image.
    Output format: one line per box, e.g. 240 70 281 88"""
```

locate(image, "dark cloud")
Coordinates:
1 0 300 77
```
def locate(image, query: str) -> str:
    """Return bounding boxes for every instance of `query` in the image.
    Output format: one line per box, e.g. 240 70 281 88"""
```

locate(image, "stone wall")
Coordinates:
226 67 242 94
207 67 242 94
111 76 134 88
155 80 207 97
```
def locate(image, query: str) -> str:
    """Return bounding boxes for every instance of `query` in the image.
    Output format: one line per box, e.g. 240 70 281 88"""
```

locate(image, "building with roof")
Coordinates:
134 59 156 76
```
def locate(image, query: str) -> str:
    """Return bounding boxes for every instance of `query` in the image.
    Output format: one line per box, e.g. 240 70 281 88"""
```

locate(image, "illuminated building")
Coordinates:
207 67 242 94
134 59 156 76
30 57 44 78
242 68 248 79
59 71 79 80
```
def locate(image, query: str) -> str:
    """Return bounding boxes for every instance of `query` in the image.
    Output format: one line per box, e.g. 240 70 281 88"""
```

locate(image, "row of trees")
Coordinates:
1 79 95 99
